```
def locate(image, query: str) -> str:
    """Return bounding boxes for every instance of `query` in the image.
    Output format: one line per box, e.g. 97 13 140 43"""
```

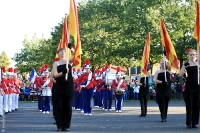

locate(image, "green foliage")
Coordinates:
12 35 56 73
0 51 11 70
13 0 198 74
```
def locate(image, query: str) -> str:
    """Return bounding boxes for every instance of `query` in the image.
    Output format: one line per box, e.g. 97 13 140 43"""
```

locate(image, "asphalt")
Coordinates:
0 100 200 133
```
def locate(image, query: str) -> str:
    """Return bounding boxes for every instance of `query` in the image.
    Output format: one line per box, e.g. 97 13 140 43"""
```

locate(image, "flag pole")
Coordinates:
65 30 70 80
197 43 199 85
162 46 167 82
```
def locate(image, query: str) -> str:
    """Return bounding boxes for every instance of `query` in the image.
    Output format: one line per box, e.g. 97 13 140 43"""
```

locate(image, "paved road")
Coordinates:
0 100 200 133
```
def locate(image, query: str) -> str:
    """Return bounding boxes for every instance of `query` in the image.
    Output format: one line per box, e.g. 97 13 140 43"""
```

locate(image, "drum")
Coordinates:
30 91 37 96
115 89 125 95
42 88 51 96
105 72 116 85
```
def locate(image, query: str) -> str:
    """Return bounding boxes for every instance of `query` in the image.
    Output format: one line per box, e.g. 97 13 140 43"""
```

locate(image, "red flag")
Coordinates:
160 18 179 71
194 0 200 56
141 33 150 76
68 0 82 68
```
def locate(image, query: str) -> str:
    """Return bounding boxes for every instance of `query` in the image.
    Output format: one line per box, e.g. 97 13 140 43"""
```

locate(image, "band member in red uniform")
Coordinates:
104 64 113 111
7 67 14 113
111 67 126 113
1 66 9 114
40 64 52 114
77 59 96 115
0 66 5 117
37 67 44 111
13 68 22 110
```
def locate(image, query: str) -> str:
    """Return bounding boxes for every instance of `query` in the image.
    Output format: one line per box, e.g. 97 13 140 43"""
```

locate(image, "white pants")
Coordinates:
0 95 3 115
12 93 16 110
8 93 13 112
3 94 8 112
15 94 19 109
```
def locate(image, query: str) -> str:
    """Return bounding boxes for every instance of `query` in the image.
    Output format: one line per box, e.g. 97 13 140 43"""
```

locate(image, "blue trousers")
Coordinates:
115 94 123 110
100 90 106 108
82 88 94 114
75 91 81 109
104 90 113 109
38 96 43 110
42 96 50 112
97 91 102 107
134 92 139 100
93 91 98 106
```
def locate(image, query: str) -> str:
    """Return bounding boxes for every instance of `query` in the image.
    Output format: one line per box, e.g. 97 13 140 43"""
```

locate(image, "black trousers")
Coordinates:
139 94 148 116
157 95 169 120
52 87 56 117
185 90 200 126
55 94 72 129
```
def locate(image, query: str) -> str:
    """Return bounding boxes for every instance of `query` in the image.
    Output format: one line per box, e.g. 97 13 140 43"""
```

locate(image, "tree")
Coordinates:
0 51 11 70
13 35 56 73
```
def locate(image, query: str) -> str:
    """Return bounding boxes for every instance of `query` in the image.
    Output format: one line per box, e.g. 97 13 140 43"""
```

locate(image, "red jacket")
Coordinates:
111 78 126 90
77 72 96 89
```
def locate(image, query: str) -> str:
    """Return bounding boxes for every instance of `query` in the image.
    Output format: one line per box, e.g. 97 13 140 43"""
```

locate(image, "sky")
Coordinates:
0 0 80 67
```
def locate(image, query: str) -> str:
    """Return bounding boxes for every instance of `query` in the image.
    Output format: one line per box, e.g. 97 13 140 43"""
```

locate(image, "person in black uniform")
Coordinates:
50 69 56 123
52 47 74 131
137 73 150 117
153 59 171 122
179 48 199 128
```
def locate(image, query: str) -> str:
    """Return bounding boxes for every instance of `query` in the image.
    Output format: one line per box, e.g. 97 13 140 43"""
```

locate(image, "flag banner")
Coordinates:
69 0 82 68
141 32 150 76
29 69 37 83
160 18 179 71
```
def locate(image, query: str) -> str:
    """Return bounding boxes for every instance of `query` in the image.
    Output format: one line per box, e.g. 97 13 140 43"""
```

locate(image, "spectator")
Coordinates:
175 82 181 100
171 89 174 100
133 83 139 100
152 90 156 101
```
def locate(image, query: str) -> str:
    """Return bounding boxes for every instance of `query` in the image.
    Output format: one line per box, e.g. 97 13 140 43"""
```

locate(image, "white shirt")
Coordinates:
133 86 140 93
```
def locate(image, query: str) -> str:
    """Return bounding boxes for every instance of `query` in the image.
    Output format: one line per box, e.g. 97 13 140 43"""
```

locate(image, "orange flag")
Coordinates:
160 18 179 71
68 0 82 68
54 39 64 61
194 0 200 56
62 15 69 49
141 32 150 76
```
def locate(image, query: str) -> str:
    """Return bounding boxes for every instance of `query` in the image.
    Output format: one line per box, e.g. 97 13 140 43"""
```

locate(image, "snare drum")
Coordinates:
42 88 52 96
30 91 37 96
115 89 125 95
105 72 116 85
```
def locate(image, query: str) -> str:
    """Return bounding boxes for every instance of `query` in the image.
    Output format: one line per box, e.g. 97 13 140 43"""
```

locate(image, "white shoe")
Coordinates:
32 101 34 102
116 110 119 113
88 113 92 116
109 109 112 111
118 110 122 113
46 111 49 114
42 111 45 114
75 109 79 110
84 113 88 115
105 109 108 111
81 110 84 113
39 110 42 112
95 106 99 107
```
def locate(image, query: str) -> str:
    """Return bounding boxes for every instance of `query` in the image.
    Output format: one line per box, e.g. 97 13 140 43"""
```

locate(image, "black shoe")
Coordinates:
0 115 2 117
53 122 56 124
62 128 70 131
5 112 8 114
57 128 62 131
139 114 145 117
8 111 11 113
186 124 192 128
192 125 197 128
15 109 18 111
161 119 166 122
